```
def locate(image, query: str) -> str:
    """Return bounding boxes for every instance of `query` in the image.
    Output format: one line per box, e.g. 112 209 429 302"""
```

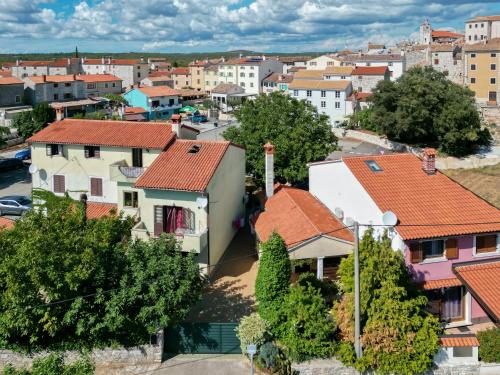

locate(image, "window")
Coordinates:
335 91 341 98
53 83 59 88
491 64 497 71
84 145 100 158
240 82 245 87
250 82 254 87
365 159 383 172
293 90 299 96
481 35 484 40
306 90 312 97
491 78 496 84
321 90 326 97
169 98 175 106
327 61 334 66
53 94 59 100
124 191 138 208
90 177 103 197
388 62 393 66
475 35 478 40
249 73 255 78
228 72 233 77
63 93 72 99
475 23 478 28
87 83 96 89
240 72 245 77
341 75 346 79
46 144 62 156
153 206 195 236
434 59 439 65
138 72 141 78
197 79 200 84
366 62 371 66
15 95 21 103
425 286 465 322
469 36 472 41
475 234 498 254
310 62 317 66
421 240 445 259
320 101 326 108
471 77 476 84
112 83 116 87
453 347 473 358
64 82 71 87
53 175 65 194
104 83 108 88
492 53 497 58
481 23 484 28
132 148 143 167
470 64 476 71
358 75 363 79
335 102 340 109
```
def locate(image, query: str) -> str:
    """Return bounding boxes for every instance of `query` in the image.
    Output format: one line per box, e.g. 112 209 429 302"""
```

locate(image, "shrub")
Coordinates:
257 341 280 369
3 354 94 375
478 328 500 363
235 313 270 356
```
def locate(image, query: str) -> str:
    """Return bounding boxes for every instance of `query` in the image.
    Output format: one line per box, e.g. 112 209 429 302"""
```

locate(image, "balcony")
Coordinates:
110 160 146 183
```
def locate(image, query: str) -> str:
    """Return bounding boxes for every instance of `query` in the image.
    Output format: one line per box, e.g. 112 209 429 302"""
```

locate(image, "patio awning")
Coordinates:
179 106 197 113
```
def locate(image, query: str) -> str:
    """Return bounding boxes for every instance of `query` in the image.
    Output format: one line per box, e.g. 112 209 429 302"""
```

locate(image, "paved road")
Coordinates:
0 165 32 221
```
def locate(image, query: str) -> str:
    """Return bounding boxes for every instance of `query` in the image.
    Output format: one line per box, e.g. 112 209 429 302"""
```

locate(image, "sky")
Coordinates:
1 0 500 54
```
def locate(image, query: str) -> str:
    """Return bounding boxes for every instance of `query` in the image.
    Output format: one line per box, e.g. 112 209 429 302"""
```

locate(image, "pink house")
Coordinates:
309 149 500 332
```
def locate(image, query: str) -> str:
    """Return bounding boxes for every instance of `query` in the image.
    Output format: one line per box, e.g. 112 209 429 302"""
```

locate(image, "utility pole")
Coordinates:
354 221 361 358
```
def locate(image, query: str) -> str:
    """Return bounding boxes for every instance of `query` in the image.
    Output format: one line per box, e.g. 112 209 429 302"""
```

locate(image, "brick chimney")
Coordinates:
264 143 275 198
42 75 47 82
422 148 437 175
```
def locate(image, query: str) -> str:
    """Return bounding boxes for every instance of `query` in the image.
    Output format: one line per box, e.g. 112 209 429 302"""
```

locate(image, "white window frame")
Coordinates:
335 102 341 109
472 233 500 258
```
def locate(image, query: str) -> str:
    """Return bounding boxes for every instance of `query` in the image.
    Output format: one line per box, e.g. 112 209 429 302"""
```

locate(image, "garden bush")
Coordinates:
235 313 270 356
478 328 500 363
257 341 280 369
3 353 94 375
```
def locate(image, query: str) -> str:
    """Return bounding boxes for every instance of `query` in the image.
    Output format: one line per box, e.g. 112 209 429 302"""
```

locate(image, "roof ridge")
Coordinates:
282 187 323 237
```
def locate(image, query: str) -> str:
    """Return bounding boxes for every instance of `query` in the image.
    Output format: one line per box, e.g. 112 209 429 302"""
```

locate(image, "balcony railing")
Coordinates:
119 166 145 178
110 160 146 182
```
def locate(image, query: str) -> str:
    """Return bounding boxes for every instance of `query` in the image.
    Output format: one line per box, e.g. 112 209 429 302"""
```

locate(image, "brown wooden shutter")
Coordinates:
53 175 65 193
477 235 497 254
84 146 90 158
445 238 459 260
90 178 103 197
46 144 52 156
154 206 164 237
409 242 422 263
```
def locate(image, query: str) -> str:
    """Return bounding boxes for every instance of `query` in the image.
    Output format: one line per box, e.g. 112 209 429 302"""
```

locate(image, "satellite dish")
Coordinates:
382 211 398 226
29 164 38 174
334 207 344 219
196 197 208 209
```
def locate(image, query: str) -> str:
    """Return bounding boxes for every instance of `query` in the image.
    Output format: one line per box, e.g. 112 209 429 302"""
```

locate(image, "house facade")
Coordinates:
340 54 406 80
28 119 246 272
0 77 24 106
23 75 85 105
189 61 214 92
77 74 122 97
465 15 500 44
170 68 191 90
278 56 310 74
81 58 148 88
309 151 500 332
305 55 341 70
123 86 181 120
430 45 464 85
262 73 293 94
140 75 174 88
351 66 390 93
204 65 220 95
11 59 80 79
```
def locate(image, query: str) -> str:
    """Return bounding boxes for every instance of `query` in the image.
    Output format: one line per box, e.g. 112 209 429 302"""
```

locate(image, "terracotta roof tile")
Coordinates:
15 59 68 67
454 260 500 322
135 140 231 192
293 70 326 80
77 74 122 82
440 335 479 347
255 186 354 248
432 30 464 39
343 154 500 240
288 79 351 91
171 68 190 75
323 66 354 75
352 66 389 75
148 71 172 78
0 77 23 85
82 59 144 65
262 73 293 83
86 202 117 219
125 106 147 114
26 74 80 83
28 119 175 149
464 38 500 52
0 217 15 230
137 86 179 97
340 54 403 62
419 278 462 290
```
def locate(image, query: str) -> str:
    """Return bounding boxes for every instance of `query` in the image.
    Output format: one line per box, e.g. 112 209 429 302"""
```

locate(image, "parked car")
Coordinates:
0 196 32 216
15 148 31 160
190 114 208 123
0 158 24 172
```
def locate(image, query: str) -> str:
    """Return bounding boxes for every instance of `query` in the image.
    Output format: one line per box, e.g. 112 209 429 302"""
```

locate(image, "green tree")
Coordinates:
0 125 9 147
13 103 55 139
367 66 490 156
223 92 337 185
255 233 291 325
276 281 336 362
347 108 375 131
477 328 500 362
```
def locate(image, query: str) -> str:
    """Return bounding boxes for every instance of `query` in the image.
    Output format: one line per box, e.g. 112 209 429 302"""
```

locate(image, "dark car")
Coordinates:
15 148 31 160
189 114 208 123
0 158 24 172
0 196 32 216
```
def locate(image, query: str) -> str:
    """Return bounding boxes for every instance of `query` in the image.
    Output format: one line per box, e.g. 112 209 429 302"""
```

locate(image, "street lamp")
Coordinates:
247 344 257 375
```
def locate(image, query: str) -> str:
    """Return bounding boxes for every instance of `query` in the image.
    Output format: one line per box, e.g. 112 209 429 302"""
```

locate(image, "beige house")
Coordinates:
204 65 220 94
188 60 215 92
77 74 122 96
171 68 191 90
28 119 246 272
305 55 342 70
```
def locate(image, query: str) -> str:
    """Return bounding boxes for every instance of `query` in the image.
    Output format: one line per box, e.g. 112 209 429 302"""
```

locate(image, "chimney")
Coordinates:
55 107 64 121
101 57 105 64
72 74 76 80
42 74 47 82
264 142 275 198
170 114 182 137
422 148 437 175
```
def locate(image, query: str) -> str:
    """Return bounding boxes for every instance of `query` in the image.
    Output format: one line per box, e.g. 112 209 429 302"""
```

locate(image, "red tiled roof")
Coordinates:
0 217 15 230
138 86 179 97
440 336 479 347
171 68 190 76
347 92 372 102
77 74 122 82
125 106 147 114
352 66 389 75
255 186 354 248
82 59 143 65
28 119 175 149
343 153 500 240
419 278 462 290
149 71 172 78
454 260 500 322
432 30 464 39
27 74 80 83
15 59 68 67
0 70 13 77
86 202 117 219
0 77 23 85
135 140 231 192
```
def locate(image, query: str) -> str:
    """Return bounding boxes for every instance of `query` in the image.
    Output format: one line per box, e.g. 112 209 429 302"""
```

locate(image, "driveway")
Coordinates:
187 227 259 322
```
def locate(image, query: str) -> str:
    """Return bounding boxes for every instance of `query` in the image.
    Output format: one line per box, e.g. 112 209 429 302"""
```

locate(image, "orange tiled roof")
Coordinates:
86 202 117 219
352 66 389 75
138 86 179 97
28 119 175 149
454 260 500 322
15 59 68 67
343 153 500 240
149 71 172 78
347 92 372 102
135 140 232 192
419 278 462 290
77 74 122 82
125 106 147 114
0 77 23 85
255 186 354 248
171 67 190 76
27 74 80 83
0 70 12 77
440 335 479 347
0 217 15 230
432 30 464 39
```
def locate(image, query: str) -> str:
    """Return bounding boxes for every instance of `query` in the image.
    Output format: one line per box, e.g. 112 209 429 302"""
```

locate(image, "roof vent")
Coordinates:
188 144 201 154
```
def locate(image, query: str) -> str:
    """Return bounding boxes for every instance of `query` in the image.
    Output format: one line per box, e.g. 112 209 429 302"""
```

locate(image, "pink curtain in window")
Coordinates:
176 208 183 231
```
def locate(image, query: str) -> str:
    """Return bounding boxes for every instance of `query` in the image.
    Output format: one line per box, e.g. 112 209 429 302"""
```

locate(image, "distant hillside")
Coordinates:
0 51 322 67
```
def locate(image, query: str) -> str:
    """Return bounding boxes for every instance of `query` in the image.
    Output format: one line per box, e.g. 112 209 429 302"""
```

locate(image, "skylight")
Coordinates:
365 160 383 172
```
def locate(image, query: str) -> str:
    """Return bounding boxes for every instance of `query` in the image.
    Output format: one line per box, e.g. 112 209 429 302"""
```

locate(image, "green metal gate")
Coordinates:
165 323 241 354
